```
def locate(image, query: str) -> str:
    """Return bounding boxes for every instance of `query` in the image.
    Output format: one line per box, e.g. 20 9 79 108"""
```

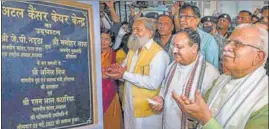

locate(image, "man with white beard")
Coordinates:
105 17 170 129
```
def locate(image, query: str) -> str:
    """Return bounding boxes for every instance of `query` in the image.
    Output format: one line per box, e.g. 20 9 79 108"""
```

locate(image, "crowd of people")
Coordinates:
99 1 268 129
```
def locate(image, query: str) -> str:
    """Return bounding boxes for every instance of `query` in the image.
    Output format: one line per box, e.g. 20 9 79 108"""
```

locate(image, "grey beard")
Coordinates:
127 35 150 51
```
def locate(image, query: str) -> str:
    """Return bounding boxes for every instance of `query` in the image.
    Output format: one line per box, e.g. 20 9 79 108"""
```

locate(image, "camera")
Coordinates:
130 1 148 8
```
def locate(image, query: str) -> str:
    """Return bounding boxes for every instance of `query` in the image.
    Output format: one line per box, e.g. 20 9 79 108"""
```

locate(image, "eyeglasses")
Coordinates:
178 15 197 19
225 39 261 50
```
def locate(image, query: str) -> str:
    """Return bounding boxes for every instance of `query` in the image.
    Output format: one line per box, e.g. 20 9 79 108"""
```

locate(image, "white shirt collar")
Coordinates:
143 38 154 50
177 53 199 70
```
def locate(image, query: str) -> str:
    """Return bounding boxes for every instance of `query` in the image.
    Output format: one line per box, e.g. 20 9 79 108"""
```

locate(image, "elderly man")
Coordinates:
236 10 252 25
105 17 170 129
177 4 219 69
154 15 175 62
173 24 268 129
201 16 226 73
151 28 219 129
217 13 232 39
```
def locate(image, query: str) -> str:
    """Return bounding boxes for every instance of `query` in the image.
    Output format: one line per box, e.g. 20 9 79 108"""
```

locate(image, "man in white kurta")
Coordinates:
122 38 169 129
106 17 170 129
151 28 219 129
173 24 268 129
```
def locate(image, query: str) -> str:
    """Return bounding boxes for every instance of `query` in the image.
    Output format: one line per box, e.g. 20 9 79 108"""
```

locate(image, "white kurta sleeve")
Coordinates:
123 51 170 90
158 80 166 98
158 62 175 98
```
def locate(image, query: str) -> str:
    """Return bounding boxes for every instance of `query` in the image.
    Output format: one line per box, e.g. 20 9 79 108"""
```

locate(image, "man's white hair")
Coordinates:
234 23 268 65
135 17 156 37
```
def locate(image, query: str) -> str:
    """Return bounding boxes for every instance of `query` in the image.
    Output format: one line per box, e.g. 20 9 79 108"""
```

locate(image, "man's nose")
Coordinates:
179 18 185 22
224 43 234 52
173 47 178 53
132 31 137 35
132 33 138 38
237 17 242 23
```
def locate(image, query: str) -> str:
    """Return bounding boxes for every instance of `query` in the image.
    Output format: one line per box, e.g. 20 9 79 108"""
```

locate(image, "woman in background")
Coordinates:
101 30 122 129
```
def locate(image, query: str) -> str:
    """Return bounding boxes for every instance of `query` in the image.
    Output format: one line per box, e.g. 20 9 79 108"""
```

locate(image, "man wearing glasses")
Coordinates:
173 24 268 129
177 4 219 70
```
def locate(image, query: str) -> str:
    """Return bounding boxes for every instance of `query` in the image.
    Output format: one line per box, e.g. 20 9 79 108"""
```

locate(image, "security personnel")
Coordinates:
217 13 232 39
201 16 226 74
201 16 218 35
